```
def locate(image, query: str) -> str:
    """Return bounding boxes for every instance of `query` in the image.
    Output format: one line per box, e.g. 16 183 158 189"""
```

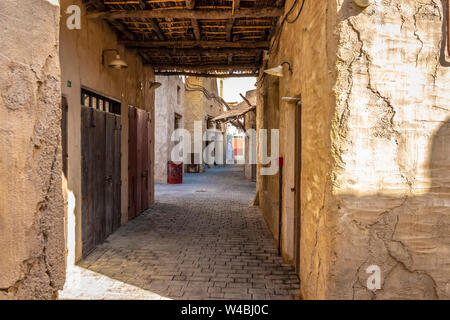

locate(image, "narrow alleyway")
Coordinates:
60 166 300 300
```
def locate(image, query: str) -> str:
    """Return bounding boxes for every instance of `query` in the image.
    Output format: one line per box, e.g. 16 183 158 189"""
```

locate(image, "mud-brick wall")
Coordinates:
184 77 223 171
60 0 155 263
0 0 65 299
257 0 450 299
331 0 450 299
154 76 185 184
256 0 336 296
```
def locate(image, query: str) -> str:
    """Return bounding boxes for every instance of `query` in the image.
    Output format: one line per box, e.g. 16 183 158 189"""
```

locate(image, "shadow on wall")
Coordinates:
334 117 450 299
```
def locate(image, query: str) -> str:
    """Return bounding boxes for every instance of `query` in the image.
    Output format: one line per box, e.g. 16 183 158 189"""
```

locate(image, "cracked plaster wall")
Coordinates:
257 0 450 299
0 0 65 299
331 0 450 299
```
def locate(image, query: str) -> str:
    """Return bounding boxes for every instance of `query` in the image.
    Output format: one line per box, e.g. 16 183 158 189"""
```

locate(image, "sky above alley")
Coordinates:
221 77 257 103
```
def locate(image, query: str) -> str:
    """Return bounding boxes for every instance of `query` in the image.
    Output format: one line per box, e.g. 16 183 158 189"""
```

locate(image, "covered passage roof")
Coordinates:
85 0 286 77
212 103 255 122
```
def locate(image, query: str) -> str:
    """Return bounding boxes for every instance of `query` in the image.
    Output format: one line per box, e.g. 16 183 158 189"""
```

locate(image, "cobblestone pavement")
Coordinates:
60 166 300 300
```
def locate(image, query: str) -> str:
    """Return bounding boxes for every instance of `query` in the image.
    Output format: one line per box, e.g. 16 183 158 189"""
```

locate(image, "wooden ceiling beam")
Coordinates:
149 64 259 72
155 71 257 78
123 40 269 49
137 0 146 9
225 19 234 42
88 0 105 10
185 1 201 40
191 19 201 40
139 52 151 64
148 19 165 41
139 48 261 56
185 0 196 10
109 21 135 41
88 8 284 20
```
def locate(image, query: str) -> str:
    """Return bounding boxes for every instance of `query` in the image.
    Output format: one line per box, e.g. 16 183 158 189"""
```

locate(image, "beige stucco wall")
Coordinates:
0 0 65 299
257 0 450 299
244 90 257 181
330 0 450 299
59 0 155 263
184 77 224 171
154 76 184 184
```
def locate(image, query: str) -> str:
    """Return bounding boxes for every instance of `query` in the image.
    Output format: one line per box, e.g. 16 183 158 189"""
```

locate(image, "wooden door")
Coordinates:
128 106 138 219
128 106 153 220
81 107 121 257
140 110 150 211
294 100 302 275
113 115 121 231
61 96 68 178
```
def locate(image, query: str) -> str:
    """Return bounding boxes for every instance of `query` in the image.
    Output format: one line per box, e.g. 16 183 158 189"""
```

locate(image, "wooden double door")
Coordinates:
81 107 121 257
128 106 153 220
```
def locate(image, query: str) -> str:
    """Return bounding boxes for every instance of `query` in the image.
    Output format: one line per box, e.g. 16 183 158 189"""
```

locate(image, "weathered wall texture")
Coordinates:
257 0 450 299
257 0 336 294
331 0 450 299
184 77 224 171
60 0 155 262
154 76 184 184
0 0 65 299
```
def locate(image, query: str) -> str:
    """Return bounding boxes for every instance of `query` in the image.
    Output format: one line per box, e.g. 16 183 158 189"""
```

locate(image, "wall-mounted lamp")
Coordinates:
149 81 162 90
264 62 292 77
282 97 301 102
102 49 128 69
353 0 373 7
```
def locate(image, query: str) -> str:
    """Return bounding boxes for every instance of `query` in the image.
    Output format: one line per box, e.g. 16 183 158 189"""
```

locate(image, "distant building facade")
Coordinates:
184 77 225 173
154 76 184 184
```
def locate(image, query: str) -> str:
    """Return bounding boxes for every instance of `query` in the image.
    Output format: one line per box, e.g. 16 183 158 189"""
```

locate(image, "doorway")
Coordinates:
294 99 302 276
128 106 153 220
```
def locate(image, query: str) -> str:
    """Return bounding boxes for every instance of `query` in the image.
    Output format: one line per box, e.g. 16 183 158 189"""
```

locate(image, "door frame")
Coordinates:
294 99 302 276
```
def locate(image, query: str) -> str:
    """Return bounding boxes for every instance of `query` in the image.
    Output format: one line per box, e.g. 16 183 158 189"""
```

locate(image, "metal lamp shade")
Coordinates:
109 54 128 69
264 65 284 77
354 0 373 7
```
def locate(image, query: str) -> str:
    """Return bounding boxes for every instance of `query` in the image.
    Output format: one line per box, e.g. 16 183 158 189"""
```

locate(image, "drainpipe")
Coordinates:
278 157 284 255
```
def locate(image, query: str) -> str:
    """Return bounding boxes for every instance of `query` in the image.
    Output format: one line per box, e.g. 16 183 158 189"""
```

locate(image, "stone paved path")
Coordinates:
60 166 300 300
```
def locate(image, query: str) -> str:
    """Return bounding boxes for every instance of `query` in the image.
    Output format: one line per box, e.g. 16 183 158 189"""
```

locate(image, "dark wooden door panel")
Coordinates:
128 106 137 220
61 97 68 178
140 110 149 211
93 110 106 245
136 109 144 216
105 113 115 237
81 106 121 258
113 115 121 231
81 107 93 256
128 106 153 220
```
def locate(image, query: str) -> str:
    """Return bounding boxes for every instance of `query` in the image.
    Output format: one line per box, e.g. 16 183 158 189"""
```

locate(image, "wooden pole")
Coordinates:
148 64 259 73
185 0 196 10
139 48 262 56
87 8 284 20
155 71 258 78
122 40 270 49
